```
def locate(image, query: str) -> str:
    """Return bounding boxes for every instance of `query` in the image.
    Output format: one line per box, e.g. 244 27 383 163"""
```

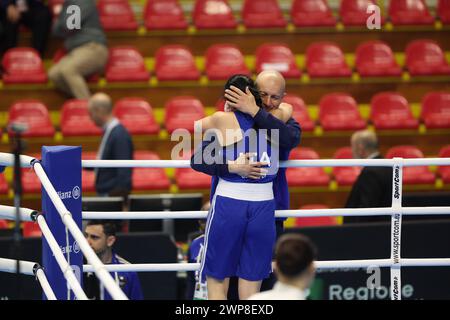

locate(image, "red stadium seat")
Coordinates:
23 222 42 238
438 145 450 183
193 0 237 29
205 44 250 80
370 92 419 130
319 93 366 131
0 220 8 229
106 47 150 82
22 167 42 194
242 0 287 28
98 0 138 31
165 96 205 133
144 0 188 30
406 40 450 76
61 99 102 136
287 148 330 187
255 43 301 78
386 146 435 185
0 174 8 194
355 41 402 77
8 100 55 138
389 0 434 25
340 0 383 26
332 147 361 186
438 0 450 24
282 95 314 132
291 0 336 27
421 92 450 129
295 204 339 227
1 47 47 84
113 98 160 135
216 99 226 111
155 45 201 81
132 151 171 190
82 152 96 192
306 42 352 78
175 150 211 189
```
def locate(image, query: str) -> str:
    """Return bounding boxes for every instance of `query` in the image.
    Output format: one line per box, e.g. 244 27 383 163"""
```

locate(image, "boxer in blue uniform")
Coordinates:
194 75 292 300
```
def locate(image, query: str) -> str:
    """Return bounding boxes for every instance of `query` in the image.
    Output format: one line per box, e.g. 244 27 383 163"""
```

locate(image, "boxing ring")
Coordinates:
1 147 450 300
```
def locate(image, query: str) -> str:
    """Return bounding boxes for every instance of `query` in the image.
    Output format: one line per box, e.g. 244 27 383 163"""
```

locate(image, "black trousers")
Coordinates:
0 3 51 57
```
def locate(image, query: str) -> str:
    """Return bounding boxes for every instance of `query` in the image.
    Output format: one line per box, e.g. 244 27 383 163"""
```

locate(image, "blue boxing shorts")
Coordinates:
200 179 276 282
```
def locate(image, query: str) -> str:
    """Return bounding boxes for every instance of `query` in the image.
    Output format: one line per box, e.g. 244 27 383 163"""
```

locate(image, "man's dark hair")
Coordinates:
275 233 317 278
86 220 118 237
224 74 262 107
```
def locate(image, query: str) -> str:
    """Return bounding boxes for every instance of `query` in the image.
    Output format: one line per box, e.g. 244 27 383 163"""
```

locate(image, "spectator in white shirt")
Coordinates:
248 233 317 300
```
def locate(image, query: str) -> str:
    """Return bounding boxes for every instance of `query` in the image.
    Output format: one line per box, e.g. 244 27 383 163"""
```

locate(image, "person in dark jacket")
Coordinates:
0 0 51 56
344 130 392 224
88 92 133 198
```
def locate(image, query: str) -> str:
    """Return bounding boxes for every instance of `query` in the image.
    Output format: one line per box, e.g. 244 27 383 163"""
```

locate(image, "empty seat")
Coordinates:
306 42 352 78
61 99 102 136
287 147 330 186
386 145 435 185
193 0 237 29
406 40 450 76
340 0 383 26
319 93 366 131
291 0 336 27
0 174 8 194
421 92 450 129
82 152 96 192
332 147 361 186
8 100 55 138
23 222 42 238
132 151 171 190
0 220 8 229
98 0 138 31
113 97 160 135
242 0 287 28
438 145 450 183
438 0 450 24
1 47 47 84
295 204 339 227
216 98 226 111
255 43 301 78
205 44 250 80
106 47 150 82
22 166 42 194
165 96 206 133
282 95 314 132
389 0 434 25
370 92 419 130
175 150 211 189
155 45 201 81
144 0 188 30
355 41 402 77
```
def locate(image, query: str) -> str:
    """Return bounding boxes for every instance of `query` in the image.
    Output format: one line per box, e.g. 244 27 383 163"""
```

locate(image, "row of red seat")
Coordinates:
48 0 450 30
5 90 449 138
2 39 449 84
0 145 449 196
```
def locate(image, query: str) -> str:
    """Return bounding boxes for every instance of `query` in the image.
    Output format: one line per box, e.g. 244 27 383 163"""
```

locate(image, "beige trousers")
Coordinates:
48 42 108 99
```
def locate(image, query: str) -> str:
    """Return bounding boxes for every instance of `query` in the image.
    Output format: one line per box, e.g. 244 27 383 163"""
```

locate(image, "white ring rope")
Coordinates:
81 158 450 168
0 205 34 222
0 258 57 300
36 215 88 300
82 257 450 273
34 267 57 300
33 162 128 300
0 153 34 168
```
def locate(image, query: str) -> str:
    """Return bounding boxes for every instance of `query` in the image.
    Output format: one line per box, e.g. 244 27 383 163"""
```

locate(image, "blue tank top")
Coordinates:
219 111 277 183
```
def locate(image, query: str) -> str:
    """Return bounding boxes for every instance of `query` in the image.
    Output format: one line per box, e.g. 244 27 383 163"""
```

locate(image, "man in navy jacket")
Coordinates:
88 92 133 197
0 0 51 56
